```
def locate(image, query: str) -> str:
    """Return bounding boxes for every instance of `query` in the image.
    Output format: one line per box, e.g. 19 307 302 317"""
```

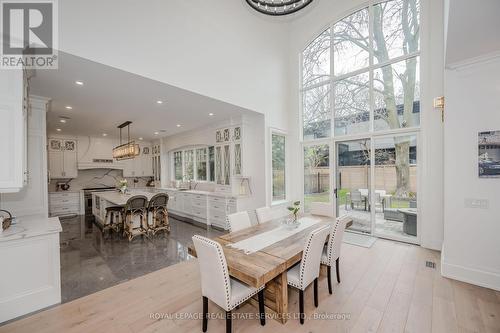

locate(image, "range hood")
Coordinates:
77 137 125 170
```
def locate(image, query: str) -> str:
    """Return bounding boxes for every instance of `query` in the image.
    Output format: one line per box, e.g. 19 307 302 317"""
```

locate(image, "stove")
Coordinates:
83 187 116 218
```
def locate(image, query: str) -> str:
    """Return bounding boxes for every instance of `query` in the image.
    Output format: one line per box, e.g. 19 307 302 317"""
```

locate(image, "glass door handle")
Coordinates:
334 188 338 198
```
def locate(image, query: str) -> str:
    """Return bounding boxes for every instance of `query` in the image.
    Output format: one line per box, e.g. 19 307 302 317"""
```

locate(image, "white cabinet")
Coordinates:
48 138 78 179
49 192 80 217
0 69 27 192
215 126 242 186
122 144 153 177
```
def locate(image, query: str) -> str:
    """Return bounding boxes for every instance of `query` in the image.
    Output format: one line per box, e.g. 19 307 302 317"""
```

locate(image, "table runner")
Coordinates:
227 216 325 254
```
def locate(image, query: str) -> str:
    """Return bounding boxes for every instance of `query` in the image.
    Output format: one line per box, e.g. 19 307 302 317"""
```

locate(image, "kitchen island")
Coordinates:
91 190 157 224
0 215 62 323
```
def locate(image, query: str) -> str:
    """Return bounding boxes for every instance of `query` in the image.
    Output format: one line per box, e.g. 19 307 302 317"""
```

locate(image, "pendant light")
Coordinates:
112 121 140 160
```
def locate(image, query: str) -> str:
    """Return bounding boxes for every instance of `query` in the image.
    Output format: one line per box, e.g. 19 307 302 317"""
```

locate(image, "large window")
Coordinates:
272 133 286 202
301 0 420 138
172 146 214 181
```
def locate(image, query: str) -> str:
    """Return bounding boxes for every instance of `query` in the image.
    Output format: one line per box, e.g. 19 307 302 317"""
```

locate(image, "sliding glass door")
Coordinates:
303 143 331 213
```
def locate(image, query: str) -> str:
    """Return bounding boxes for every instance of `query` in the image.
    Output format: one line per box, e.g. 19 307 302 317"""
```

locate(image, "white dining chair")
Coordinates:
321 215 351 294
226 211 252 232
192 235 266 333
255 206 273 223
287 225 331 324
310 202 335 217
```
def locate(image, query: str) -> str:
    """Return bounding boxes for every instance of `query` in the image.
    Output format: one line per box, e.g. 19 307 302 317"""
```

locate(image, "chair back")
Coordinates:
359 188 369 196
298 225 330 289
310 202 334 217
324 215 351 265
192 235 231 311
256 207 273 223
147 193 169 210
227 211 252 232
124 195 148 212
351 190 362 201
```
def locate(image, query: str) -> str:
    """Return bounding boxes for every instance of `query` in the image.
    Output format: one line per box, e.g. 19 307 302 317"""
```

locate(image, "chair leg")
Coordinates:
299 290 304 325
336 258 341 283
225 311 232 333
202 296 208 332
327 265 333 294
314 278 318 307
258 289 266 326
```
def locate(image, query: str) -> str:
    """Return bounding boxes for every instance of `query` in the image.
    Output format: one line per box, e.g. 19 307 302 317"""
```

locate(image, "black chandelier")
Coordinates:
245 0 313 16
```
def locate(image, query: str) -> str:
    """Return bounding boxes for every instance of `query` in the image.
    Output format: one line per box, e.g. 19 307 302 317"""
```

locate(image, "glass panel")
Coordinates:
208 146 215 182
336 139 371 234
373 56 420 131
184 150 194 180
373 0 420 64
196 148 207 181
374 135 417 239
303 83 331 140
333 8 370 76
302 28 330 88
234 143 242 175
304 144 330 212
223 145 230 185
174 151 183 180
215 146 222 185
334 71 370 136
272 134 286 202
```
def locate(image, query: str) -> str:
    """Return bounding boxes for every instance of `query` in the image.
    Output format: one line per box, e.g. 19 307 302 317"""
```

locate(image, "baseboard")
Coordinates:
441 247 500 291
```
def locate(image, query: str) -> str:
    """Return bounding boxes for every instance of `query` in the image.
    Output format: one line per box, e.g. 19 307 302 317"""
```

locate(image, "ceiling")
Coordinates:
30 52 255 141
445 0 500 66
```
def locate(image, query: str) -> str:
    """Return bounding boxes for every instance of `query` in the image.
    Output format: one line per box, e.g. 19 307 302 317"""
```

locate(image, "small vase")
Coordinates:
120 187 127 194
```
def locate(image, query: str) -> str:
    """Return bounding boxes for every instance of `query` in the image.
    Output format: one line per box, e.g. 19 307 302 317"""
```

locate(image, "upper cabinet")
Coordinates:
215 125 242 186
0 69 28 193
122 143 153 177
48 138 78 179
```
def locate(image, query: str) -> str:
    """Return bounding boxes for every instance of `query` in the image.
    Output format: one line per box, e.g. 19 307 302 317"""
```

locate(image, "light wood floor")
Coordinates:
2 239 499 333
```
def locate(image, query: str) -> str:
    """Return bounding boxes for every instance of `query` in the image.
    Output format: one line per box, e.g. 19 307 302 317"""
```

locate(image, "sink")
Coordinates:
177 188 189 191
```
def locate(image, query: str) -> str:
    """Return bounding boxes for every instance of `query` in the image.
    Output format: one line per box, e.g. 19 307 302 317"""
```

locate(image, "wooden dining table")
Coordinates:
188 215 352 324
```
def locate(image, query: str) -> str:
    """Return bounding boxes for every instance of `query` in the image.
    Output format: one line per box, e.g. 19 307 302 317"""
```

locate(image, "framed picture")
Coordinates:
478 131 500 178
143 147 150 154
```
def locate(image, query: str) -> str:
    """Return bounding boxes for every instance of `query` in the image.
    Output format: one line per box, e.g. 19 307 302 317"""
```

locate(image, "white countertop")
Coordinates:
158 188 236 198
0 214 62 242
93 190 157 206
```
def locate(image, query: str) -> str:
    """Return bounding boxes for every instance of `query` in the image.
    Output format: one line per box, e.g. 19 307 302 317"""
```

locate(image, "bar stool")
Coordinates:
123 195 149 241
103 206 124 235
147 193 170 236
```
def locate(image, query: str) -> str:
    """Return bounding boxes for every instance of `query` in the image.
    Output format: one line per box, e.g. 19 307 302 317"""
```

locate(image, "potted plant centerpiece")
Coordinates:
286 201 301 228
118 179 128 194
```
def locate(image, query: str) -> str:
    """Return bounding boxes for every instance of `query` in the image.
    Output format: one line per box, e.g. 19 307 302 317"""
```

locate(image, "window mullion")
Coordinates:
369 3 375 134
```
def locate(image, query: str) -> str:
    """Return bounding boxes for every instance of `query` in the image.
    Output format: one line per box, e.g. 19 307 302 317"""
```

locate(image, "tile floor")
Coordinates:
59 215 222 303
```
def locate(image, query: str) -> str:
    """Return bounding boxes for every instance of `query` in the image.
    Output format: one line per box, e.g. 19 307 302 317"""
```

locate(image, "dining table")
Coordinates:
188 215 352 324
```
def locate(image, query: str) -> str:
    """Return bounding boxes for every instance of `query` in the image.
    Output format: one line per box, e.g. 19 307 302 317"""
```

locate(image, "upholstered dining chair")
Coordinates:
226 211 252 232
321 215 351 294
146 193 170 236
287 225 331 324
310 202 334 217
123 195 149 241
255 206 273 223
192 235 266 333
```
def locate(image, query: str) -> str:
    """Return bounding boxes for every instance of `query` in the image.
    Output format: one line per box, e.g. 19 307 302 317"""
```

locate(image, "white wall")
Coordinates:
442 57 500 290
284 0 445 249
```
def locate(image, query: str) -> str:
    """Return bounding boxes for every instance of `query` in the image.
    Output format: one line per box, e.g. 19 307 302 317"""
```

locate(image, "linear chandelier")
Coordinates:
245 0 313 16
112 121 140 160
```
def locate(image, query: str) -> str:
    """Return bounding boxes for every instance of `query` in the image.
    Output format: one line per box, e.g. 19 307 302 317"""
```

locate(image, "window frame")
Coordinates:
170 146 214 182
270 129 288 205
299 0 421 144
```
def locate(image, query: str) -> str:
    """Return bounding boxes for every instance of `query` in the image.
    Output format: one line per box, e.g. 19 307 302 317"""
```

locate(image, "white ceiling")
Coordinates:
30 52 256 141
445 0 500 66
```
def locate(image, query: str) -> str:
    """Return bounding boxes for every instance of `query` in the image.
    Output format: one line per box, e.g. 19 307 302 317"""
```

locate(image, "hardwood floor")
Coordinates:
1 239 499 333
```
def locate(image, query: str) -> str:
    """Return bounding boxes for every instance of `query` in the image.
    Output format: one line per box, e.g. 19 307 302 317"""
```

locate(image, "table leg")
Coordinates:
251 272 289 324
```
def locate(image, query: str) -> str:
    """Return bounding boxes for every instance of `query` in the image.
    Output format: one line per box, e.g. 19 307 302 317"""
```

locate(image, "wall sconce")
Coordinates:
433 96 445 122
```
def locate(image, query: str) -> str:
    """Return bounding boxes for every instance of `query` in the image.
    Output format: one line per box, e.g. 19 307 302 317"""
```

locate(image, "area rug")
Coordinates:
343 232 377 248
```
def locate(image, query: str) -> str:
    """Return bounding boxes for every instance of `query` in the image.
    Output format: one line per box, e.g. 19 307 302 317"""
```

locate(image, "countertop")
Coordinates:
158 188 237 198
93 190 157 206
0 214 62 242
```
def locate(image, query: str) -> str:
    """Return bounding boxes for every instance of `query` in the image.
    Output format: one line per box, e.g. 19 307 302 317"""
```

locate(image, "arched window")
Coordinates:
301 0 420 140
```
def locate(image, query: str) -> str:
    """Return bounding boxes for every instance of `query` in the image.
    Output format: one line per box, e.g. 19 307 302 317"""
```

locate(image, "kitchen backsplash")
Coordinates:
48 169 151 192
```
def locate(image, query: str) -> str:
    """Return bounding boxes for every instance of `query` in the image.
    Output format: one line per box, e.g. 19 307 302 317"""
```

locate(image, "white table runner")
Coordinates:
227 216 324 255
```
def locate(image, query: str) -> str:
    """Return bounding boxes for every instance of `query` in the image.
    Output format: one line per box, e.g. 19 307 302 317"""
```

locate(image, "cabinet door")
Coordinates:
234 143 242 176
122 158 136 177
63 151 78 178
48 139 62 151
215 146 223 185
141 154 153 177
223 144 231 185
48 151 64 179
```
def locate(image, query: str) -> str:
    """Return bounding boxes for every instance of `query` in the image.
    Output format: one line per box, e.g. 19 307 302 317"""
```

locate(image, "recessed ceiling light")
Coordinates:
154 131 159 135
156 100 163 104
176 124 181 128
59 119 66 123
138 137 143 140
65 106 73 110
56 128 62 132
102 133 107 137
75 80 84 86
209 113 214 116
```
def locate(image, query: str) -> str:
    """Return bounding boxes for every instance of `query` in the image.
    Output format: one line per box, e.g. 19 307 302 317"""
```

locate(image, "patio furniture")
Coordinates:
383 208 404 222
350 190 365 210
398 208 417 236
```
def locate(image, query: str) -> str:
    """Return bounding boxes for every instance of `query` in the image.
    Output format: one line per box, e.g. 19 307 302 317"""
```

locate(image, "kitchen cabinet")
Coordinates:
49 192 80 217
122 144 153 177
0 69 27 192
215 125 242 186
48 138 78 179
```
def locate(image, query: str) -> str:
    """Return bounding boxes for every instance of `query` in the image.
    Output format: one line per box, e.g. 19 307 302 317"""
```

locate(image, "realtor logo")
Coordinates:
1 0 58 69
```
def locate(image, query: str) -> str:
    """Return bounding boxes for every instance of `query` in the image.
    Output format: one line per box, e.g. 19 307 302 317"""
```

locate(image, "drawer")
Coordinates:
50 197 79 206
50 205 80 216
210 217 227 229
192 198 207 208
191 206 207 218
208 196 225 204
49 192 80 199
191 194 205 200
209 209 226 221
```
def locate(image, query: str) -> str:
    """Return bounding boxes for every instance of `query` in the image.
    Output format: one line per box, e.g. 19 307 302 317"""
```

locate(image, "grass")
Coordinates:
304 189 413 209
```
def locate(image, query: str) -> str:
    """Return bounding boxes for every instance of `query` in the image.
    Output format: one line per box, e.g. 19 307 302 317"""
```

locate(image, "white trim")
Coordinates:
446 50 500 71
